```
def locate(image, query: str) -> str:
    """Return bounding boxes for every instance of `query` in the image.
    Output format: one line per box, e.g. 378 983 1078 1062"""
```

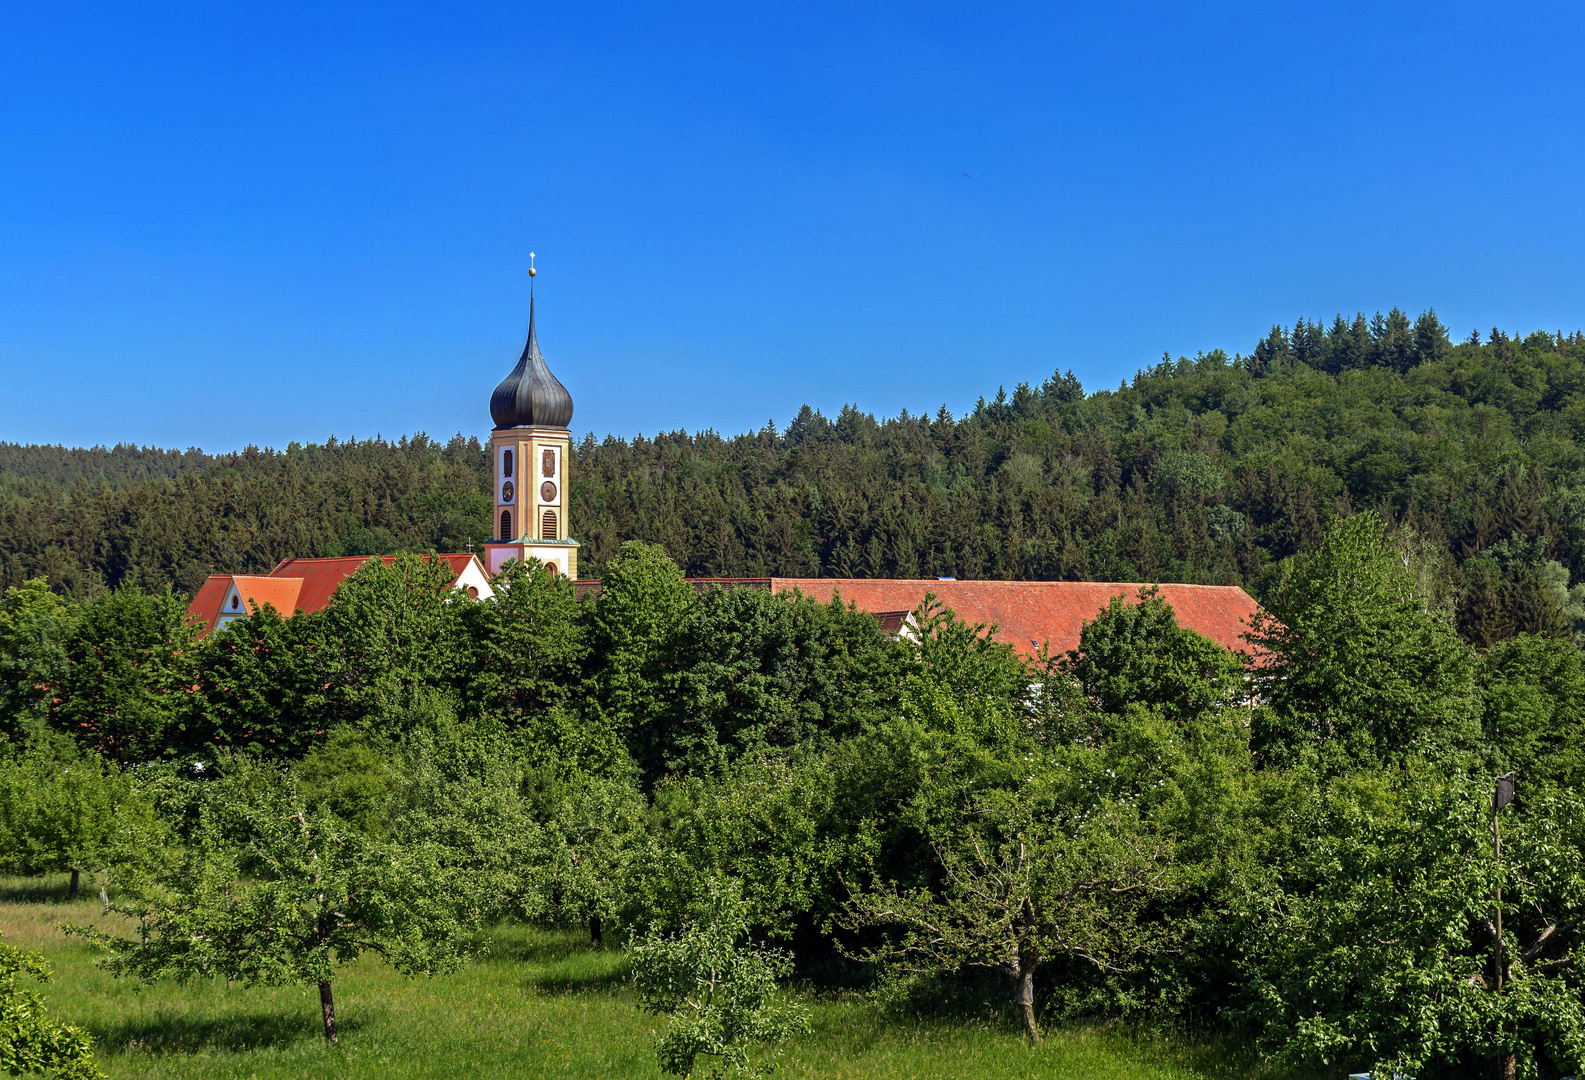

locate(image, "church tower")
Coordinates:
481 270 579 578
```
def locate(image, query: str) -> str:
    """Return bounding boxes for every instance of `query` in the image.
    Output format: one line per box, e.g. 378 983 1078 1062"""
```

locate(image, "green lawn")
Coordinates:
3 875 1299 1080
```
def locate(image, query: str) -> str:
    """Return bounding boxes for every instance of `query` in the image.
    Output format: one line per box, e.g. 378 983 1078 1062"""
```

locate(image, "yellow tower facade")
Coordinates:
487 424 577 578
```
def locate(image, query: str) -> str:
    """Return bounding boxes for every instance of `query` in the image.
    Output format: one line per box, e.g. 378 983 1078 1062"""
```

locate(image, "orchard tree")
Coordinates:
631 877 809 1079
520 770 651 948
586 541 696 781
69 759 475 1043
49 585 197 761
1064 587 1246 726
0 579 76 743
846 769 1178 1044
0 936 101 1079
1239 774 1585 1078
0 746 141 901
454 557 588 736
1249 512 1479 767
188 604 340 757
319 554 469 726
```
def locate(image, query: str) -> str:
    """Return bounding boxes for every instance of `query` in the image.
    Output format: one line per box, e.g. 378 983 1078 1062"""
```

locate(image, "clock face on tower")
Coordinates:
540 480 557 502
501 480 514 503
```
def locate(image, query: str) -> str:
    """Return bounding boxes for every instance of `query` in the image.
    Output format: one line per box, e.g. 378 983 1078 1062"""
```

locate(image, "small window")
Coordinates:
542 448 555 477
541 509 558 541
230 594 240 610
466 585 480 599
503 449 513 478
500 509 512 541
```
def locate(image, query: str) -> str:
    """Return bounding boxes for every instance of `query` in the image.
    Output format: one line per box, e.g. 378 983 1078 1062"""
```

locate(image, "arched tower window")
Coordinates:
500 509 512 541
541 509 558 541
503 449 514 478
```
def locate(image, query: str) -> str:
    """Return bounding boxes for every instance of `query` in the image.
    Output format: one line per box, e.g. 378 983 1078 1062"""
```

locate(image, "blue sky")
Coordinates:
2 2 1583 451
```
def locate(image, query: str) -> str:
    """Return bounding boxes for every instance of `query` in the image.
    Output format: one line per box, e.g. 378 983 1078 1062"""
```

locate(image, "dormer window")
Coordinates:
230 595 240 610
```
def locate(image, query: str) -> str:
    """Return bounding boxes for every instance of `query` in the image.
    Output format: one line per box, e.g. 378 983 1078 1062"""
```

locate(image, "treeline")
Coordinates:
7 310 1585 648
4 519 1585 1075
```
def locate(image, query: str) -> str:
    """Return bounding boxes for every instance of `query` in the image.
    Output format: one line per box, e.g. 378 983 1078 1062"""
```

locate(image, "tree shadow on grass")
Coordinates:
524 962 632 995
0 874 95 905
478 923 631 995
89 1009 375 1055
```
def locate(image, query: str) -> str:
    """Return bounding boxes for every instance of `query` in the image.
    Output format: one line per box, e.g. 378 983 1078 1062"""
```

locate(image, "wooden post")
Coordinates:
1493 772 1516 1080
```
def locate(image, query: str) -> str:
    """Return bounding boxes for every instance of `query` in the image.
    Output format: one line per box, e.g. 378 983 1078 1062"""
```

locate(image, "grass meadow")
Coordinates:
4 875 1306 1080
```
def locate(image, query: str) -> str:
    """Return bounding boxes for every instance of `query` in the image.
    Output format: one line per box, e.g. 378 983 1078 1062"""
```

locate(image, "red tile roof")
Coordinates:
188 575 231 632
186 575 303 636
769 579 1261 657
267 554 480 614
576 577 1262 658
188 554 483 635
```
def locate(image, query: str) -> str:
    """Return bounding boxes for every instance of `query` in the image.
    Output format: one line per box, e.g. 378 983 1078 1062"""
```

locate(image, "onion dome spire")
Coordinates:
490 258 573 429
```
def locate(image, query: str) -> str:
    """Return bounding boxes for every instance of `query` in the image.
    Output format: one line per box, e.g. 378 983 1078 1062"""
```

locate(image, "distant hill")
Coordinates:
4 309 1584 647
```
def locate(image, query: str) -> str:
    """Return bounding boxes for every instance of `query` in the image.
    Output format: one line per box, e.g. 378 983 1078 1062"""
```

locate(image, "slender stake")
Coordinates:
1494 808 1502 994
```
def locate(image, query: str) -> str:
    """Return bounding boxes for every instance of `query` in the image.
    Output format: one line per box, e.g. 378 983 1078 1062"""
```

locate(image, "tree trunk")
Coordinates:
1498 1052 1516 1080
67 868 79 902
590 915 603 949
1014 968 1040 1045
319 979 338 1044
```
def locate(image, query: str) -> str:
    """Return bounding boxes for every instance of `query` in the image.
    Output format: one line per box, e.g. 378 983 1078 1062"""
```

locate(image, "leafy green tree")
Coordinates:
632 877 809 1079
69 758 475 1043
318 555 469 728
0 746 141 901
381 694 540 922
1250 512 1479 767
0 580 75 743
293 725 397 834
520 770 652 946
0 935 101 1080
461 558 586 712
187 604 340 757
657 587 905 778
1238 775 1585 1079
634 755 841 942
586 542 696 781
1064 588 1246 726
845 767 1178 1044
454 558 595 764
49 585 197 761
1479 634 1585 785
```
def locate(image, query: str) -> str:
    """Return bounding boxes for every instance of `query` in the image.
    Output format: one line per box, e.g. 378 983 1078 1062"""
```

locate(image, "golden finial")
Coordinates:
528 252 537 278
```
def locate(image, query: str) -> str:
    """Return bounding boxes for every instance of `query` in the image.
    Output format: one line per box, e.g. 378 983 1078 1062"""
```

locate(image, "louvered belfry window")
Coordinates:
499 509 512 541
541 509 558 541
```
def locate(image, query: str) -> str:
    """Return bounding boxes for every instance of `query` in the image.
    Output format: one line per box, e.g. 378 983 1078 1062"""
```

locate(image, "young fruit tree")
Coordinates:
845 776 1177 1044
631 878 809 1079
0 747 136 902
68 760 476 1043
0 934 101 1080
1238 774 1585 1078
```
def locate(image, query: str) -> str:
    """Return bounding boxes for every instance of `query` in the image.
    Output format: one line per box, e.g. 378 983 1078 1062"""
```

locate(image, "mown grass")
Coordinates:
3 874 1305 1080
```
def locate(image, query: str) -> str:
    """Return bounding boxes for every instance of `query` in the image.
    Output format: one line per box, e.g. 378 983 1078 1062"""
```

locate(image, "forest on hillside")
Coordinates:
5 308 1585 646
